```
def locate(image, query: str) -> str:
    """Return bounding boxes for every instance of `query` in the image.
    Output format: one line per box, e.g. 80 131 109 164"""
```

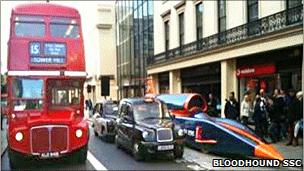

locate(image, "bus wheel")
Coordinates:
71 145 88 163
8 148 24 169
77 145 88 163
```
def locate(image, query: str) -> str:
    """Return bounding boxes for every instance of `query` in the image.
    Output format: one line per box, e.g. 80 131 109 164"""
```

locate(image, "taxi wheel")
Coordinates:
174 145 184 159
94 129 98 136
115 135 122 149
132 142 144 161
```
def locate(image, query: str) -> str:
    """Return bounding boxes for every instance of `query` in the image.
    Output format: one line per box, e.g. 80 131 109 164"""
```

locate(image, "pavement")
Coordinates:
1 118 303 170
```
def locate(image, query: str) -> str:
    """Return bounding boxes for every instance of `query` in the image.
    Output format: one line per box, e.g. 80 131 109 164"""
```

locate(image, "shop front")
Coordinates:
180 62 221 103
158 72 169 94
237 46 302 102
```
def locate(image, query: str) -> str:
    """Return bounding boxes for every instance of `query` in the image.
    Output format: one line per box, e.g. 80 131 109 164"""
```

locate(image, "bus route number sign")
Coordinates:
29 42 41 55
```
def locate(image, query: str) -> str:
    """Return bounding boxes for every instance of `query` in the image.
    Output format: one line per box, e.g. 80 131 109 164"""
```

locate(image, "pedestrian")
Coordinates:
268 89 280 143
259 89 269 137
286 91 303 146
207 93 218 117
85 99 89 110
272 89 287 141
88 98 93 110
224 91 239 120
294 119 303 146
253 93 268 138
279 89 288 139
240 94 253 126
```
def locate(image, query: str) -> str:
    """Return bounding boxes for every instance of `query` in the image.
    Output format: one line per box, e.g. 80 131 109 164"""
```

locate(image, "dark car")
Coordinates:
93 101 118 142
115 97 185 161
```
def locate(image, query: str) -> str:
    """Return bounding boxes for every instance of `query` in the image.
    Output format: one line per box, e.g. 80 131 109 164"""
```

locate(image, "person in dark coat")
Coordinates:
253 94 268 138
286 90 303 146
207 93 218 117
224 92 239 120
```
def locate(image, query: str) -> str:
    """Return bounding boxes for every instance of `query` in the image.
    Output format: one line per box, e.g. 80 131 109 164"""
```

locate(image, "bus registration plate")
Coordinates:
40 152 60 158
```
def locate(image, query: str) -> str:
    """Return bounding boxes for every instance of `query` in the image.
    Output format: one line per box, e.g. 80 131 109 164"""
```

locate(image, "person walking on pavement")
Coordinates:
286 91 303 146
224 92 239 120
240 94 253 126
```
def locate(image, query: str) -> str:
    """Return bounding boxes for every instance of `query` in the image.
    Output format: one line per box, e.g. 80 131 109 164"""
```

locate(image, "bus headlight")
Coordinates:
76 129 83 138
15 132 23 141
177 129 184 137
11 113 16 119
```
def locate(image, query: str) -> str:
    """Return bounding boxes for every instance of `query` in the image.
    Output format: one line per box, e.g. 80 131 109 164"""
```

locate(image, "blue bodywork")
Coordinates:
157 94 262 156
174 114 257 156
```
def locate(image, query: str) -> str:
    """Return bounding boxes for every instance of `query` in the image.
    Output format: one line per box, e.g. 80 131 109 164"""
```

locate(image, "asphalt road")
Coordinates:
1 125 302 171
1 126 195 170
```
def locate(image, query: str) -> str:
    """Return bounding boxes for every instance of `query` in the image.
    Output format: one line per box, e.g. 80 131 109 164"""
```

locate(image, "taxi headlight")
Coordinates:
142 131 149 139
177 129 184 137
76 129 83 138
142 130 155 141
15 132 23 141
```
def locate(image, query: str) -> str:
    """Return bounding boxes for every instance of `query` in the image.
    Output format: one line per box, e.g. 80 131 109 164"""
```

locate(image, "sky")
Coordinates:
0 0 115 75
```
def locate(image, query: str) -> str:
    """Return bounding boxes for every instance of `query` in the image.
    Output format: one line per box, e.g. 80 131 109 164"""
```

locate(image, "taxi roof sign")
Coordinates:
144 94 156 102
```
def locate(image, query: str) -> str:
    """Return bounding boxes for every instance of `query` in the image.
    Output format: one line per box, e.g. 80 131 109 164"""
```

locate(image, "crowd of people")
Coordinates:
222 89 303 146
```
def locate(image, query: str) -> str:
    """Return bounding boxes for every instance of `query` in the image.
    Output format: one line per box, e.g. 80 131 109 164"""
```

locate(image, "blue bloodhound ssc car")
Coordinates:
156 94 284 161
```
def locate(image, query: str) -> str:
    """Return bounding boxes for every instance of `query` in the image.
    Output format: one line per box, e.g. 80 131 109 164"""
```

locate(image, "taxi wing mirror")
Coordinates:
171 114 175 120
123 115 134 124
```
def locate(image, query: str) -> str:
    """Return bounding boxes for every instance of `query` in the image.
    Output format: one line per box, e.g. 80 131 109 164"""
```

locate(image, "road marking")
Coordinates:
87 151 107 171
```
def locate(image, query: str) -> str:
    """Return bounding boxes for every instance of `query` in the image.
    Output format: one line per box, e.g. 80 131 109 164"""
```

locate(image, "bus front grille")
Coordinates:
31 125 68 154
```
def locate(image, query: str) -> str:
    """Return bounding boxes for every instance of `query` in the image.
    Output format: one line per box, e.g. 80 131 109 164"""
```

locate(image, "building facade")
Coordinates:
148 0 303 117
85 4 118 104
115 0 154 99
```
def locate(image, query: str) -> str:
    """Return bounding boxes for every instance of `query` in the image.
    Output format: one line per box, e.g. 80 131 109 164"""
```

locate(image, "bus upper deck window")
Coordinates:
50 17 80 38
14 16 45 37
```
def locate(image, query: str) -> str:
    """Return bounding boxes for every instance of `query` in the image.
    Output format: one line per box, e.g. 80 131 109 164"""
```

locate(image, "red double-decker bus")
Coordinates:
6 3 88 168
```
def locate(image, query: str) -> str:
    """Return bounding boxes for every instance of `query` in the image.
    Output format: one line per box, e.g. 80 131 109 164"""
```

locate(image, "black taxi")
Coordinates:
115 97 185 161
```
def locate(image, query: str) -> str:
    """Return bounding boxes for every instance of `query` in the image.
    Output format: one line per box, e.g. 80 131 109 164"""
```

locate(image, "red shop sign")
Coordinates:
236 64 276 78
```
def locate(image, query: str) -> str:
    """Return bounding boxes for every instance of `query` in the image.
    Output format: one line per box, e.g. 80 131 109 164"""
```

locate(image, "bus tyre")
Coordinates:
8 148 24 169
132 142 144 161
78 145 88 163
71 145 87 163
174 145 184 159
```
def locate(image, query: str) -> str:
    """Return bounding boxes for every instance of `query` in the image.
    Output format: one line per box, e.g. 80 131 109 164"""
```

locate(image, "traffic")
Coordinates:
1 2 302 171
